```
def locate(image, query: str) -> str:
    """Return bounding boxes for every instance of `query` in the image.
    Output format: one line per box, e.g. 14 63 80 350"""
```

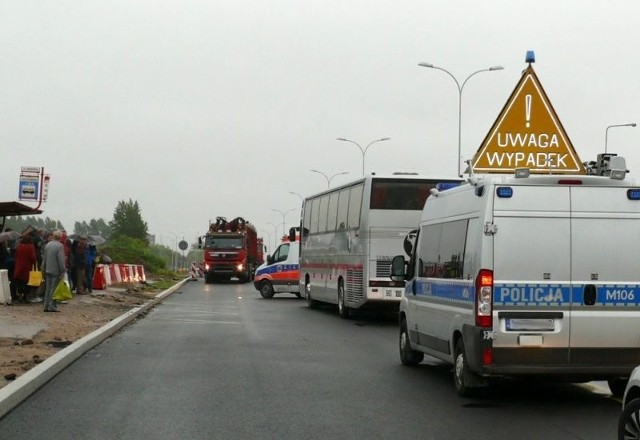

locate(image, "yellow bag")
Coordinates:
52 279 72 301
27 265 43 287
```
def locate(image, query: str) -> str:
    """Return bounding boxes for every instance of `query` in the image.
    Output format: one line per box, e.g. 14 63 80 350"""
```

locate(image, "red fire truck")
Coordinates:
198 216 261 284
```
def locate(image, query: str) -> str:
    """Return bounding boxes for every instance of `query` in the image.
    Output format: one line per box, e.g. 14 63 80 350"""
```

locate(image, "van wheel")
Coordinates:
399 318 423 366
337 282 350 319
295 292 302 299
453 338 477 397
618 398 640 439
305 278 318 309
608 377 628 397
259 281 275 299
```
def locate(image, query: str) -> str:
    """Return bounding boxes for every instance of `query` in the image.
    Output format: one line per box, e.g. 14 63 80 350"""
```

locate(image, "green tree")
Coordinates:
73 218 112 238
5 215 64 232
109 199 149 243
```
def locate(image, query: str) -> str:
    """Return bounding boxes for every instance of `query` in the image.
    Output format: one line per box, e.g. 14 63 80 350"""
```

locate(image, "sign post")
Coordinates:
18 167 50 211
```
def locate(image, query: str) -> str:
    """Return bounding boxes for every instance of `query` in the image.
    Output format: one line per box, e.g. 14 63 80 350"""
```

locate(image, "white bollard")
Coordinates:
0 269 11 305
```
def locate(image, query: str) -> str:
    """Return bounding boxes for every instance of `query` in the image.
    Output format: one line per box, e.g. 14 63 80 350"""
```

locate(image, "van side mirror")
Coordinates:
390 255 406 282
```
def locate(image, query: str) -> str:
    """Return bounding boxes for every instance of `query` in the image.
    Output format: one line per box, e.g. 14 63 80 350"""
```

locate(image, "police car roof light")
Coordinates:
496 187 513 198
436 182 460 191
627 189 640 200
526 50 535 63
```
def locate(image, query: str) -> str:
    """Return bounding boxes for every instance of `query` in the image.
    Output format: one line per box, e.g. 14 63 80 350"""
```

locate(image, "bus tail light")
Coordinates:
475 269 493 328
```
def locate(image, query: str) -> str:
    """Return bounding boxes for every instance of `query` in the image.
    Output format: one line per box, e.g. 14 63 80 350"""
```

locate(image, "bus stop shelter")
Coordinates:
0 201 42 231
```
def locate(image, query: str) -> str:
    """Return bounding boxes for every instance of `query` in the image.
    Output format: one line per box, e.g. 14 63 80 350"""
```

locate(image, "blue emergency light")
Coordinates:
436 182 460 191
627 189 640 200
526 50 535 63
496 187 513 198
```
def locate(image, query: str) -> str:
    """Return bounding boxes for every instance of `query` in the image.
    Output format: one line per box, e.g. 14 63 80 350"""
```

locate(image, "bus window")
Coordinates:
337 189 349 229
310 198 321 233
327 192 339 231
303 201 312 232
370 179 459 210
347 184 364 228
319 195 330 232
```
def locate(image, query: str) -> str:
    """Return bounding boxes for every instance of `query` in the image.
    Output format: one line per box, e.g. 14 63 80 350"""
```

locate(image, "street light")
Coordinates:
289 191 304 201
309 169 349 188
167 231 178 270
271 208 295 241
336 137 390 176
266 222 279 251
418 62 504 177
260 229 272 255
605 123 637 154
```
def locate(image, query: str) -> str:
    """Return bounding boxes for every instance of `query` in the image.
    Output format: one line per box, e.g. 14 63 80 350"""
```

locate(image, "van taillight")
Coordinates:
475 269 493 328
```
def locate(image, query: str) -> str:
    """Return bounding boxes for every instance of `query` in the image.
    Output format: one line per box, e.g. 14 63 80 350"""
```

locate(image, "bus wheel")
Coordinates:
305 278 318 309
337 282 350 319
294 292 302 299
453 338 479 397
259 281 275 299
399 318 423 366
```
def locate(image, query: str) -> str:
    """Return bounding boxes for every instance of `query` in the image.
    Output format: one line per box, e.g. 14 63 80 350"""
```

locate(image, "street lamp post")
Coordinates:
309 169 349 188
289 191 304 201
167 231 178 270
266 222 279 251
271 208 295 241
336 137 390 176
418 62 504 177
260 229 272 255
605 123 637 154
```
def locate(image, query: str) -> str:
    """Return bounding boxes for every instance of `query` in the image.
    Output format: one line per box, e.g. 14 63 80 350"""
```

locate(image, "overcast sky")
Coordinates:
1 1 639 252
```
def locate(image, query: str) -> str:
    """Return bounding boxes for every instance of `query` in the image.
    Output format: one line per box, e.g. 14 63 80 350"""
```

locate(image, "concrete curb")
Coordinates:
0 278 190 419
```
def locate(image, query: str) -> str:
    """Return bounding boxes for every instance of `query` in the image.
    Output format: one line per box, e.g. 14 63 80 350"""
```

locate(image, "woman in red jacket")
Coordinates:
12 235 37 303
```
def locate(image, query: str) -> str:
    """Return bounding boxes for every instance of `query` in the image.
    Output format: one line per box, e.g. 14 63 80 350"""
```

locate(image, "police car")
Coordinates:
391 157 640 396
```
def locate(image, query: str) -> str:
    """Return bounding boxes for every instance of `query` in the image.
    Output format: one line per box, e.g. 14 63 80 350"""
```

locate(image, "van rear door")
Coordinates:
569 186 640 366
492 185 572 366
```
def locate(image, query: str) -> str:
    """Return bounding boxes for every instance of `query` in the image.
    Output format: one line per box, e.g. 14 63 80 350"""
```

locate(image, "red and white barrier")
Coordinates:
90 264 147 290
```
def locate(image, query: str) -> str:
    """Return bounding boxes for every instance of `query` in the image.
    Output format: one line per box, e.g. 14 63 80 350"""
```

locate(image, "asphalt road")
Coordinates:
0 279 622 439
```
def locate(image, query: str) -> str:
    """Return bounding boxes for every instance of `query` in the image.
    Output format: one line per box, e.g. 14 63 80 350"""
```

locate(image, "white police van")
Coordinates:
391 157 640 396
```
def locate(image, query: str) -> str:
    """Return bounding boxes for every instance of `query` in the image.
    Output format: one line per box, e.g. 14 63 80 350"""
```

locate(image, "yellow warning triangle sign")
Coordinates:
471 65 585 174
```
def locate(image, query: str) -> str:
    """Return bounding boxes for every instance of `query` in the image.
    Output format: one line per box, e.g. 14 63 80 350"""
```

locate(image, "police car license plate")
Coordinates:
505 318 554 331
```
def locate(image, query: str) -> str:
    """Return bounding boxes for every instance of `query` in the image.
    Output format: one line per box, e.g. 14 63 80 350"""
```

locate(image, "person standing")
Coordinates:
42 230 66 312
73 236 88 295
85 244 97 293
12 235 37 303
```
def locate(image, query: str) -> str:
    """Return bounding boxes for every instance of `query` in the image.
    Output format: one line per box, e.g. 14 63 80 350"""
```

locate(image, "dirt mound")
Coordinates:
0 284 160 389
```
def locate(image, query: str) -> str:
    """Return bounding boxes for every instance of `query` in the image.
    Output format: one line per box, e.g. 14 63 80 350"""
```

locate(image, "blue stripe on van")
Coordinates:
494 283 640 307
256 264 299 277
414 279 474 305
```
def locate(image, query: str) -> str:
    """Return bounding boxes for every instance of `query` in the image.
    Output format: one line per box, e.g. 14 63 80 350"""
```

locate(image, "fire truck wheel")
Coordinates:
259 281 275 298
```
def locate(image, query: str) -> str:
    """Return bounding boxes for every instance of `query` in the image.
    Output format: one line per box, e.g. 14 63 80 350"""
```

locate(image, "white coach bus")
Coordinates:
298 173 460 318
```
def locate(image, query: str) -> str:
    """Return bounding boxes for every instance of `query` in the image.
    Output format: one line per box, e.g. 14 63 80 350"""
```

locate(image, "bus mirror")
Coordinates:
288 227 297 242
198 236 203 249
390 255 406 281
